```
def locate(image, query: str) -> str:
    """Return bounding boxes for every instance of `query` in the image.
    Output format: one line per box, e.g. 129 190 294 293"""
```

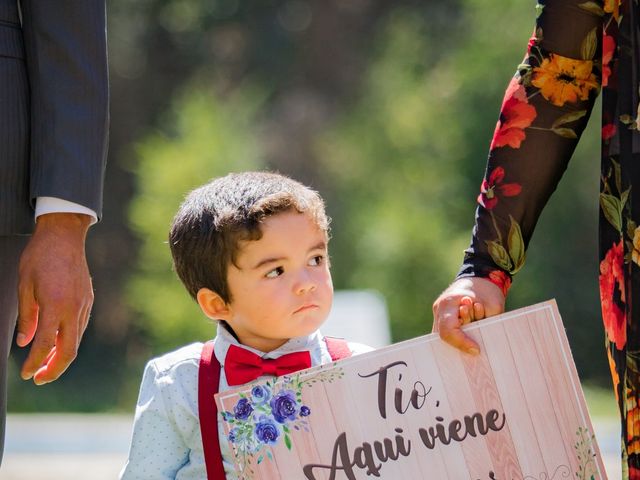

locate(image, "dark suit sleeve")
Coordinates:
20 0 109 219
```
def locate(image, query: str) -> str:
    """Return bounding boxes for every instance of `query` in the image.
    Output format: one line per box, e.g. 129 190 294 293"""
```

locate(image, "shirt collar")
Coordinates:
213 322 324 368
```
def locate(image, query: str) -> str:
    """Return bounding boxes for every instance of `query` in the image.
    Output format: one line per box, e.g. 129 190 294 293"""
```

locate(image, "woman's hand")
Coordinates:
432 276 505 354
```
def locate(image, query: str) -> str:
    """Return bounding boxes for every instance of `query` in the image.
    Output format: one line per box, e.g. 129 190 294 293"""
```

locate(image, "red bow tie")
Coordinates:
223 344 312 386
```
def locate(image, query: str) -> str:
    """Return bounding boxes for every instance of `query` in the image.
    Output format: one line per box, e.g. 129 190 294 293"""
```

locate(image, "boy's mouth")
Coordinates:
293 304 318 314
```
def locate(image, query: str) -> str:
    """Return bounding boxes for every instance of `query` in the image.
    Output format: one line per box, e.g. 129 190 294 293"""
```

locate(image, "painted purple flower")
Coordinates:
228 427 240 443
234 398 254 420
300 405 311 417
270 390 299 423
251 385 272 405
254 415 281 445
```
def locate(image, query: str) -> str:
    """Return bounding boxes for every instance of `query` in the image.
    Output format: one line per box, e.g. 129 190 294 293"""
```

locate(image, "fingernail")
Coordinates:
468 347 480 355
16 333 25 345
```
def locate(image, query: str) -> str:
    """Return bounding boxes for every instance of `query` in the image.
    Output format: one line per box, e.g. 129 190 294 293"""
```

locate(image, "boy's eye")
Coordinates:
308 255 324 266
265 266 284 278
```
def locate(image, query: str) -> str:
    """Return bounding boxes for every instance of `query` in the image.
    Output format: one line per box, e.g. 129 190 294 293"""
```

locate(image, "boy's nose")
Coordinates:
294 272 317 295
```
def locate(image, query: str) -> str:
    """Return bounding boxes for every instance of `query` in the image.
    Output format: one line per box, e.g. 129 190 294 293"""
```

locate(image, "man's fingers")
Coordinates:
16 282 38 347
473 302 486 320
32 322 79 385
77 302 91 345
20 320 57 381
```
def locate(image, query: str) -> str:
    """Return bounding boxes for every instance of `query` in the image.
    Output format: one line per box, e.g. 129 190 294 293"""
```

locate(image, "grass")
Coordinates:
583 383 619 419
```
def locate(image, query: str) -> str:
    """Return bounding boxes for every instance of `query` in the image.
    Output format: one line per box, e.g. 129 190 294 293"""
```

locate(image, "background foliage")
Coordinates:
7 0 608 412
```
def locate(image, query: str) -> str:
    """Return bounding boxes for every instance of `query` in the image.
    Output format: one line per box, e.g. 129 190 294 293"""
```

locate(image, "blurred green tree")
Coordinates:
127 84 264 353
6 0 610 414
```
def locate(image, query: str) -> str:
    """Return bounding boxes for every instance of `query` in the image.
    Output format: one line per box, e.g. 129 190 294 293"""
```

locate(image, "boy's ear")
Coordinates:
197 288 232 321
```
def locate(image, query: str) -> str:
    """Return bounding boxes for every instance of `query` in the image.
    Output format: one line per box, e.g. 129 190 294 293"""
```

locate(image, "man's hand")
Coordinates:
432 277 505 355
17 213 93 385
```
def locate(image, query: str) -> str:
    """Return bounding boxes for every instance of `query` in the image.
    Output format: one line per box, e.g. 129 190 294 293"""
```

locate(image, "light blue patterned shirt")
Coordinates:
119 323 371 479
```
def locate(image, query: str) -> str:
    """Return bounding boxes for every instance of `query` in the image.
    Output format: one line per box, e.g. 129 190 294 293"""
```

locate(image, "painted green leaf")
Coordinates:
517 63 532 80
612 159 623 195
625 241 634 262
507 216 526 274
257 455 264 464
486 240 513 272
285 434 292 450
621 188 630 208
620 114 634 124
600 193 623 232
628 219 637 241
578 1 604 16
580 27 598 60
535 3 545 17
552 127 578 139
551 110 587 129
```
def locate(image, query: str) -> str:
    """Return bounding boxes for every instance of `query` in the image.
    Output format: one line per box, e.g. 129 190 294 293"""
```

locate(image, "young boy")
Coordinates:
120 171 371 479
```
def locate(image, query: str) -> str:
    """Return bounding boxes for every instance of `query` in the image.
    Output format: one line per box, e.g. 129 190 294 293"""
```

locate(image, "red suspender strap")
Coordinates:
198 340 227 480
323 337 352 361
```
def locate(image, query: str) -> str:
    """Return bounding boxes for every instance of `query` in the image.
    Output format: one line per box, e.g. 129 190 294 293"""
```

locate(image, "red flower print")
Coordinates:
631 466 640 480
602 34 615 88
478 166 522 210
602 123 616 140
527 28 538 54
488 270 511 297
490 78 537 149
599 240 626 350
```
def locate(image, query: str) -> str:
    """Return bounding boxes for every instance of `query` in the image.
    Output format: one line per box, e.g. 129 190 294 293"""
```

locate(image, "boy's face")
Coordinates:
221 210 333 352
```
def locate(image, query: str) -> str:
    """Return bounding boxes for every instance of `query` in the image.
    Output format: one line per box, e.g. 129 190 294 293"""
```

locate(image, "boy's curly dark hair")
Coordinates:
169 171 329 302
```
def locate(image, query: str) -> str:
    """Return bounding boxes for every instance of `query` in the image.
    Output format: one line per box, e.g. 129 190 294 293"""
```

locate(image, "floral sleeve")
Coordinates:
457 0 603 295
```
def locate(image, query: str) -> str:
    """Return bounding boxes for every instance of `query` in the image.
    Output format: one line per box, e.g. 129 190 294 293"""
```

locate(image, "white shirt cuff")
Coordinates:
35 197 98 225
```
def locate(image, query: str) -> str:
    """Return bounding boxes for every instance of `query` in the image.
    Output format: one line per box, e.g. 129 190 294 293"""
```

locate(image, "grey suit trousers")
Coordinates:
0 236 28 464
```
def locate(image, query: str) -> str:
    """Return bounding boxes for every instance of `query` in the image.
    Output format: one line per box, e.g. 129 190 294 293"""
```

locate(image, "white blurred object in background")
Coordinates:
321 290 391 348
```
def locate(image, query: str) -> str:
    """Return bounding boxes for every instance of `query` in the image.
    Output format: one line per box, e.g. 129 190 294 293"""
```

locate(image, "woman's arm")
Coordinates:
434 0 603 351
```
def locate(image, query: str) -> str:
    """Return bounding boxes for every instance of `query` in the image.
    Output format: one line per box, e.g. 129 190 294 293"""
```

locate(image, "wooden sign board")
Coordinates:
215 300 607 479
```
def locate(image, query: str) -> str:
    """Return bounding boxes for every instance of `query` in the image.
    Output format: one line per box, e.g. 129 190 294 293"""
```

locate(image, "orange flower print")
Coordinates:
602 34 615 88
633 227 640 266
604 0 621 20
490 78 537 149
607 348 620 406
477 166 522 210
599 240 626 350
488 270 511 297
531 54 599 107
628 388 640 457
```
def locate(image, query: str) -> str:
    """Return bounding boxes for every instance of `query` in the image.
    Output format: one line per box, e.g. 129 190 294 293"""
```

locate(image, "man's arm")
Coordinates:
17 213 93 384
16 1 109 384
21 0 109 212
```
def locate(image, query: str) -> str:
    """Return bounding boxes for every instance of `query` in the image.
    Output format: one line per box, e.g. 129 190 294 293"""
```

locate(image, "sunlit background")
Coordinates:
3 0 617 477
